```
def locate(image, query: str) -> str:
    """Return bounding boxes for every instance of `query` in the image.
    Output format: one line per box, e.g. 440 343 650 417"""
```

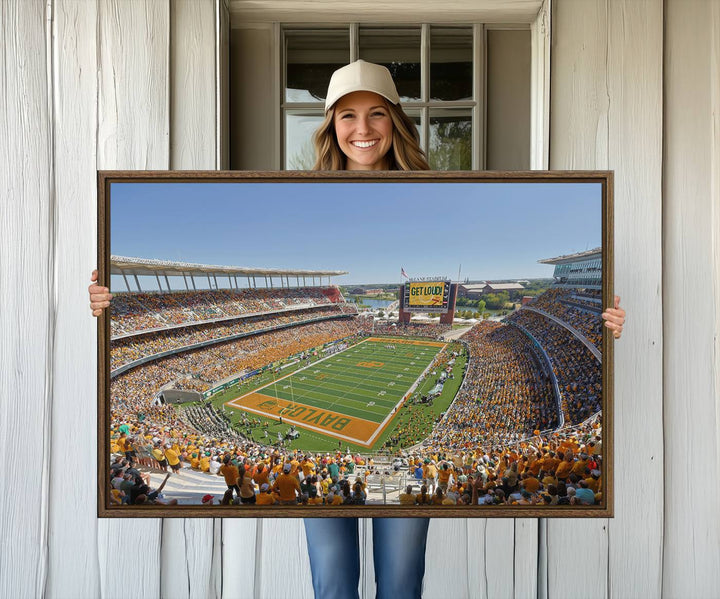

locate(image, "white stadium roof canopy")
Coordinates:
110 255 348 278
538 247 602 265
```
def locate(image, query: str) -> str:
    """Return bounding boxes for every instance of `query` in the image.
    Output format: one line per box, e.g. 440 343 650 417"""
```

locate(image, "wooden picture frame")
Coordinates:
98 170 613 518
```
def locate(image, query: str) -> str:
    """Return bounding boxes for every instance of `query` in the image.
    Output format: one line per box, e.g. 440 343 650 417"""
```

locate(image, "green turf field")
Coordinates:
226 338 446 447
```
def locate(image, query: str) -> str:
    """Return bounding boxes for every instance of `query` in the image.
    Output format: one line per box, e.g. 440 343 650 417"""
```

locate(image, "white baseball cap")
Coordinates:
324 60 400 112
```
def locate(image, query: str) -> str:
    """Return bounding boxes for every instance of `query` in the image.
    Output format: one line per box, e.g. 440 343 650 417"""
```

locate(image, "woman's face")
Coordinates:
333 90 393 170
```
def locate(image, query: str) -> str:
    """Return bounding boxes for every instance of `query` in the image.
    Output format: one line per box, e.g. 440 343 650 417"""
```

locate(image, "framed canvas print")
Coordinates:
98 170 613 518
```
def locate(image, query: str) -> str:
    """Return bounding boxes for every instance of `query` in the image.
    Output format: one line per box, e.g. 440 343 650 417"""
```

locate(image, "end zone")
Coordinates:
366 337 446 348
228 392 384 447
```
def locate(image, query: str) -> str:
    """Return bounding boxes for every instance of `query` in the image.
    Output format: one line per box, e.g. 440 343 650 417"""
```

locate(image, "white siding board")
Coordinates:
551 2 665 599
96 0 170 169
663 1 720 597
255 519 313 599
170 0 216 170
537 519 548 599
0 2 52 598
484 519 516 599
47 1 101 596
606 2 664 598
162 2 221 598
98 525 163 599
513 519 538 599
422 519 470 599
161 520 219 599
96 2 170 598
550 0 609 170
463 520 517 599
548 2 610 595
209 519 223 599
466 520 487 599
220 519 257 599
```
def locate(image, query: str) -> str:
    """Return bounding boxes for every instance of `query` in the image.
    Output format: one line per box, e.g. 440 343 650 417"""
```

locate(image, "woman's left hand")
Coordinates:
89 269 113 316
602 295 625 339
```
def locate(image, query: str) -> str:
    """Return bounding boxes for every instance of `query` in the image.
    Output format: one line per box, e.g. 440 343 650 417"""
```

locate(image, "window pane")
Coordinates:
430 27 473 101
486 30 530 169
286 30 349 103
359 28 421 102
285 112 324 169
429 109 472 170
402 109 423 149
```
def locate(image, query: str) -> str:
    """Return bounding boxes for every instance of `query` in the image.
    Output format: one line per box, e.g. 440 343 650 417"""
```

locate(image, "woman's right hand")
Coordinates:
89 269 113 316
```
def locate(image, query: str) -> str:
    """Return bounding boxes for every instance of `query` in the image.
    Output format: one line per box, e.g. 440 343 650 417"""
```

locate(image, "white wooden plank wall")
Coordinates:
47 1 101 597
3 0 719 598
663 1 720 597
0 2 53 599
549 2 664 599
605 2 664 597
95 1 169 597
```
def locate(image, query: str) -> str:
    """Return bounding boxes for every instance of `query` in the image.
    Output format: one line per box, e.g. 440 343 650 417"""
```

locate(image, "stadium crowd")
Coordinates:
524 288 603 349
399 417 603 506
107 284 605 507
507 309 601 425
110 306 351 371
424 321 558 451
109 416 603 507
111 286 343 336
371 322 450 339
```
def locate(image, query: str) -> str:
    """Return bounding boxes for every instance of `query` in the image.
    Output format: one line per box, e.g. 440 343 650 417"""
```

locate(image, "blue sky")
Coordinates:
110 181 601 288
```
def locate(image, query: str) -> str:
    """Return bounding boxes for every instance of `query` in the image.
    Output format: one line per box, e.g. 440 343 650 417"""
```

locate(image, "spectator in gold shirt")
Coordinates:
273 463 301 505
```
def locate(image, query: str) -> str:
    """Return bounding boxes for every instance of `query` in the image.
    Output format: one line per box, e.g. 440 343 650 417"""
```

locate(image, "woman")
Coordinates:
311 60 428 172
89 59 626 599
302 60 433 599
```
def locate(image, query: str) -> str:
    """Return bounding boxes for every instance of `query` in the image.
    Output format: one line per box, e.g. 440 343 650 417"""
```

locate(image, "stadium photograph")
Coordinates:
101 173 611 516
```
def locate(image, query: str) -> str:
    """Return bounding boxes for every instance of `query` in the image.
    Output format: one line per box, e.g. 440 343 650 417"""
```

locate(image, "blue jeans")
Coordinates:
303 517 430 599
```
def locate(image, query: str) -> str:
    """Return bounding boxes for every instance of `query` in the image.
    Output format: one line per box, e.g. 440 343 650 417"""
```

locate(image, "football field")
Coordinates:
226 337 446 448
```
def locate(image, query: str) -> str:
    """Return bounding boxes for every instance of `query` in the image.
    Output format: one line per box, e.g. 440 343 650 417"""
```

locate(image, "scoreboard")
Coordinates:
402 280 451 313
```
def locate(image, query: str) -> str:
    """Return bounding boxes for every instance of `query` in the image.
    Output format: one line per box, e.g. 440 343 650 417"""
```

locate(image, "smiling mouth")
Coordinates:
351 140 379 149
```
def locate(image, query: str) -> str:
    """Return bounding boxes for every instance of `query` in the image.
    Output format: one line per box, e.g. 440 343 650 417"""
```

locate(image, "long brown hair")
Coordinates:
312 99 430 171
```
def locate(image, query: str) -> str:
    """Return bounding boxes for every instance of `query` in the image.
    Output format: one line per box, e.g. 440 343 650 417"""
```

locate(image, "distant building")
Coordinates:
457 283 487 299
457 282 525 299
364 289 385 296
348 287 365 295
481 282 525 294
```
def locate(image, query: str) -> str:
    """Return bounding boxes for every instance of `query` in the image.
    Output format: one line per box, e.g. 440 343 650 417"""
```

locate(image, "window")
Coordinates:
283 25 482 170
228 23 531 171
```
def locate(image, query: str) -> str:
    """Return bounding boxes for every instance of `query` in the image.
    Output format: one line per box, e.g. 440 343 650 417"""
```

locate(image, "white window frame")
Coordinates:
232 1 551 171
